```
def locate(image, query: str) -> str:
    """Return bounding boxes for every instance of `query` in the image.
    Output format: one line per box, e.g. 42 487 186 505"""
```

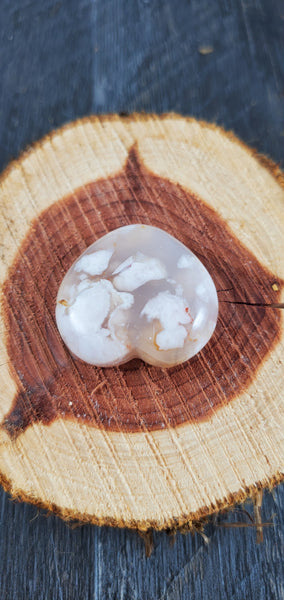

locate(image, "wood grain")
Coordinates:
1 145 282 438
0 1 284 598
0 114 283 531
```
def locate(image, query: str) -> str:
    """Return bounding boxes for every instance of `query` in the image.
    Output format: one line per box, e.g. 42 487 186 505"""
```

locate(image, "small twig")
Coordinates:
29 509 40 523
253 490 264 544
178 520 210 545
215 493 271 541
216 522 272 529
197 530 210 545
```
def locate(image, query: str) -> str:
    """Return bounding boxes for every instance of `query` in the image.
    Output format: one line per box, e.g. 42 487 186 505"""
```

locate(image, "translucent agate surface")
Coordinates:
56 225 218 367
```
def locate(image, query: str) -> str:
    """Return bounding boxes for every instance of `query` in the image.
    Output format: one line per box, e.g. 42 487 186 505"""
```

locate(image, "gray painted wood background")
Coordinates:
0 1 283 598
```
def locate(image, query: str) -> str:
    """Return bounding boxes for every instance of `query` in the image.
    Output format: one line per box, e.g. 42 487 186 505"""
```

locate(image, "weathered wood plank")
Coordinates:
0 487 283 599
0 0 283 598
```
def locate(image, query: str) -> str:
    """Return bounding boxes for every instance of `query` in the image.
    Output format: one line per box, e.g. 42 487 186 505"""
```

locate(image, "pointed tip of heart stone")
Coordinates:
55 224 218 367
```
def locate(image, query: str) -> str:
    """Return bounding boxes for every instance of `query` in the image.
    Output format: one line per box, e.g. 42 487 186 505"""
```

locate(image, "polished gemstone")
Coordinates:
56 225 218 367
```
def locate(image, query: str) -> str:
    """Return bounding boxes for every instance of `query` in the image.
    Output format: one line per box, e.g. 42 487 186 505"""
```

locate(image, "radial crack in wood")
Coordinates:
0 114 283 530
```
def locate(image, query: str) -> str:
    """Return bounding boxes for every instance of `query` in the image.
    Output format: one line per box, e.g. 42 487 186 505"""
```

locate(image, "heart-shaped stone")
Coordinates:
56 224 218 367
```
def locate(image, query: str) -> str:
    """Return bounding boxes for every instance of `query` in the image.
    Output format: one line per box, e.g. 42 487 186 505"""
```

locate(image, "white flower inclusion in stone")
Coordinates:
56 224 218 368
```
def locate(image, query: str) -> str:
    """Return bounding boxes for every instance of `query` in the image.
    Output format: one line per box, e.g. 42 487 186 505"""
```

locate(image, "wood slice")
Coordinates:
0 114 283 531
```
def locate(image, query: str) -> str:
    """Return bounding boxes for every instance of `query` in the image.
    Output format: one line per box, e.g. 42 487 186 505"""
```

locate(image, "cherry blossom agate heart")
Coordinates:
55 225 218 367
